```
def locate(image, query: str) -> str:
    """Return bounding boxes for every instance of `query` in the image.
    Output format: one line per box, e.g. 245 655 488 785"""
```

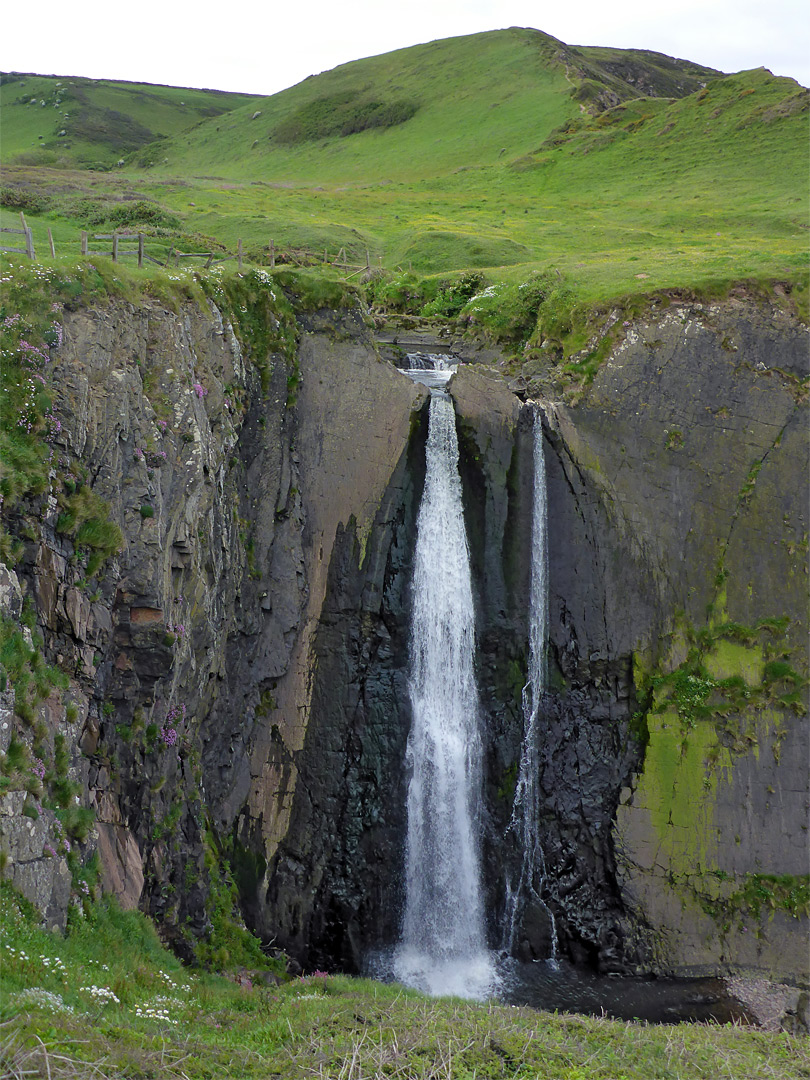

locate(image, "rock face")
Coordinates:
0 286 806 985
540 298 809 978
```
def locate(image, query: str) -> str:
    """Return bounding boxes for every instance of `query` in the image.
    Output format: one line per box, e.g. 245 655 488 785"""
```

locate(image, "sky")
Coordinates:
1 0 808 96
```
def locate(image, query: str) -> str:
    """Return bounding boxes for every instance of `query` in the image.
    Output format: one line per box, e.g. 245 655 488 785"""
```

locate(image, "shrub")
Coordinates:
0 185 52 213
274 93 418 144
420 272 485 317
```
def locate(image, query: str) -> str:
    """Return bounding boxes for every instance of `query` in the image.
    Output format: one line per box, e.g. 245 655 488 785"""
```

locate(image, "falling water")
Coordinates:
396 351 456 390
503 406 558 963
393 389 497 1000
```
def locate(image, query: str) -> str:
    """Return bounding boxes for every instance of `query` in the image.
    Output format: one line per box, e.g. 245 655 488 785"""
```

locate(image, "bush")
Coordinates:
420 272 485 317
62 196 180 230
0 185 52 213
367 272 436 313
274 93 418 144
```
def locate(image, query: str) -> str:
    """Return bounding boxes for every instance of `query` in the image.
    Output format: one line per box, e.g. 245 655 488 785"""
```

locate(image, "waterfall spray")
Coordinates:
503 406 558 963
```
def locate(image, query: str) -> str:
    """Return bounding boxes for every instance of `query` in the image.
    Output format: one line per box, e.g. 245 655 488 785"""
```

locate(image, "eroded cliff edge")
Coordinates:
0 282 806 983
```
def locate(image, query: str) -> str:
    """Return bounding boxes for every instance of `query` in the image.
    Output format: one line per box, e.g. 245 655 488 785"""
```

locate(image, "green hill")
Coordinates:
0 71 262 168
130 28 722 183
0 28 807 310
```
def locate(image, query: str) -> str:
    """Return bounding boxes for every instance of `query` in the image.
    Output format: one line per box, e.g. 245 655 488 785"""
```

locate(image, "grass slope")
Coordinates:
131 29 579 182
2 883 808 1080
0 72 262 168
0 29 807 337
127 28 726 185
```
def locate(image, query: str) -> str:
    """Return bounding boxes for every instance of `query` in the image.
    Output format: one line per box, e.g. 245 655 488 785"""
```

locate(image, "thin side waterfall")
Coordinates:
503 406 558 963
393 389 497 1000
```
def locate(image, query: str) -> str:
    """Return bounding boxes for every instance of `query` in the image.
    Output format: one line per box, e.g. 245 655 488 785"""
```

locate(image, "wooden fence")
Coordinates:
0 212 35 259
0 222 380 279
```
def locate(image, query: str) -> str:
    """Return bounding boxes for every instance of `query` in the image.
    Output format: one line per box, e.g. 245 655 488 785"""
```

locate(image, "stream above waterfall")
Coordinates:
396 351 457 390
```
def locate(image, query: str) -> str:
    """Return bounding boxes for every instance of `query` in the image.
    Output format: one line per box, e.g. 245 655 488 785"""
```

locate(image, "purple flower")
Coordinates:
192 382 208 400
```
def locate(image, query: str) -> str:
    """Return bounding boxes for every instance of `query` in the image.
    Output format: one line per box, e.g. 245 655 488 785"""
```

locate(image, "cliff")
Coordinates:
0 277 806 983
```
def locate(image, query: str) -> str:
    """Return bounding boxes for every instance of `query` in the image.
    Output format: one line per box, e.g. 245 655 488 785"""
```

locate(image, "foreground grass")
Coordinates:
1 885 807 1080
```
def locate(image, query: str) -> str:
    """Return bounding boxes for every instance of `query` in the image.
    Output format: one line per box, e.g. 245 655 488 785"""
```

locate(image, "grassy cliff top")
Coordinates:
1 29 807 311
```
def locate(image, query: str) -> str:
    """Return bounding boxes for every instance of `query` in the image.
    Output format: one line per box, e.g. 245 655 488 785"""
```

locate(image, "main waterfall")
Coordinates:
393 388 498 1000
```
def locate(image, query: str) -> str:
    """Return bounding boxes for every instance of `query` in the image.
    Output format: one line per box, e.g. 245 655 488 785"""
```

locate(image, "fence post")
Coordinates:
81 231 88 256
112 233 119 263
47 228 56 258
19 213 33 260
138 234 144 268
269 239 275 267
365 250 370 269
237 238 243 271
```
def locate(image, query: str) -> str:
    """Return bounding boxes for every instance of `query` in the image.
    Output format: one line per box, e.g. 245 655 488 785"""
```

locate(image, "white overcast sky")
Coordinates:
1 0 808 95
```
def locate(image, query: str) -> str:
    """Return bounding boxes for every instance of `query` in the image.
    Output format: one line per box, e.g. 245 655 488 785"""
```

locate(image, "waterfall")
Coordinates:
503 406 558 963
393 390 497 1000
396 351 456 390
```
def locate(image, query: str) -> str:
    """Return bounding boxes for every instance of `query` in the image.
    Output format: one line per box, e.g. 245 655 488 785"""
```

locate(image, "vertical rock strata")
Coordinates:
540 299 808 977
0 288 806 982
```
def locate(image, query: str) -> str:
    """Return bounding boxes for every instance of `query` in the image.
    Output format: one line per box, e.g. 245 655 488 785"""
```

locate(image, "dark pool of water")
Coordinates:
500 958 753 1025
366 949 753 1024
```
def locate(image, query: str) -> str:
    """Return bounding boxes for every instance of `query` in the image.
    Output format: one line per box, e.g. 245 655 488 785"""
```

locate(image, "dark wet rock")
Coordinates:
1 291 805 993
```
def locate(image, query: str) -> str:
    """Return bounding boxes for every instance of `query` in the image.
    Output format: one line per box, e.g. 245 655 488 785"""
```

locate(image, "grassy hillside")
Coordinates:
0 72 262 168
126 28 724 183
0 28 807 336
